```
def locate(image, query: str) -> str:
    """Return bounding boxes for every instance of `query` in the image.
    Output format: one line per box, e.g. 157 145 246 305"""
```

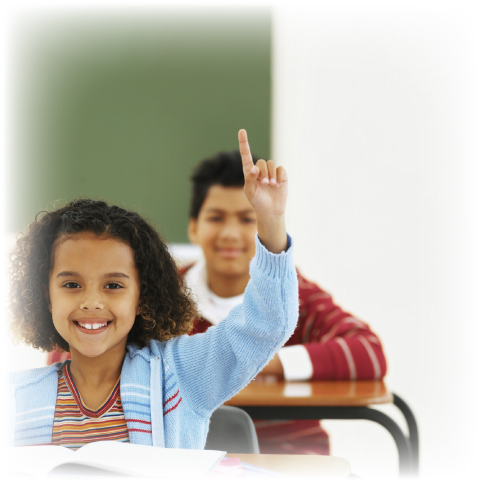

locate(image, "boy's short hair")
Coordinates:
189 150 259 219
9 199 196 352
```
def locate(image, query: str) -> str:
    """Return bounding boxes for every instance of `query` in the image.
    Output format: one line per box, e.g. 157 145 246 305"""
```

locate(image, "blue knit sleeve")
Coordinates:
162 234 298 416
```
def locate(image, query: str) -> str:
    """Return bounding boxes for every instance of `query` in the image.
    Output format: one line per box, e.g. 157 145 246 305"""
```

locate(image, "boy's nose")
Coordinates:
220 222 241 239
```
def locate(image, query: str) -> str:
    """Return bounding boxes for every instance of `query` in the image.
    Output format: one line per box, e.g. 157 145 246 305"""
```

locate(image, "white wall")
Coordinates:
272 2 480 480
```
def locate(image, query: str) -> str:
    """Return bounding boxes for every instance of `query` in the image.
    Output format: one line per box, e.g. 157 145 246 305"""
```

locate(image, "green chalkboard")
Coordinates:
9 9 271 242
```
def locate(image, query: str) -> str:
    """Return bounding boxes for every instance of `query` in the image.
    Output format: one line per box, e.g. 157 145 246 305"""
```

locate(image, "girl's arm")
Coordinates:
165 233 298 416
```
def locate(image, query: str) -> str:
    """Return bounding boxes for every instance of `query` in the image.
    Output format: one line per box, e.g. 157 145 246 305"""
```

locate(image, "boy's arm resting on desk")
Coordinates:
165 234 299 416
276 272 387 381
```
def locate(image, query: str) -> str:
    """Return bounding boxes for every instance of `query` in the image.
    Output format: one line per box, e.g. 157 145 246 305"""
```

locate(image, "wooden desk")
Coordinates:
226 378 419 477
228 453 351 479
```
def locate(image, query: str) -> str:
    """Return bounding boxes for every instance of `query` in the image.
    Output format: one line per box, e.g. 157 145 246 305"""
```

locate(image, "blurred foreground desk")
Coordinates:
226 379 418 477
230 453 351 479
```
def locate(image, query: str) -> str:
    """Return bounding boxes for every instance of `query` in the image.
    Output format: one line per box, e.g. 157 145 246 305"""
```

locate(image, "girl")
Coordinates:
7 130 299 450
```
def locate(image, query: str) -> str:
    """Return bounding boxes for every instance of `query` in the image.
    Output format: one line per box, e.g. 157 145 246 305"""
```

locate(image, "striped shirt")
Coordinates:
52 362 129 449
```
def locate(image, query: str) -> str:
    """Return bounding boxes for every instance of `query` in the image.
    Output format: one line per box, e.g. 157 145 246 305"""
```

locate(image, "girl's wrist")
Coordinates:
257 215 287 254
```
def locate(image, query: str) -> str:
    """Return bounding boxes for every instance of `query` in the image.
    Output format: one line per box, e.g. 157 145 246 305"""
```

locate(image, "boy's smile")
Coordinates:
48 233 141 360
188 185 257 296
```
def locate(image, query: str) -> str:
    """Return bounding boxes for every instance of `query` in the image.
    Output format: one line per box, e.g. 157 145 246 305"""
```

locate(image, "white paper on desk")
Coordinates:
241 462 293 479
4 441 226 479
282 383 312 397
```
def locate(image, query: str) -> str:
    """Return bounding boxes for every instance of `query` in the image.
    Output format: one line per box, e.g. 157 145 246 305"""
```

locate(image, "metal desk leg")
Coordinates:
392 393 419 474
355 407 414 477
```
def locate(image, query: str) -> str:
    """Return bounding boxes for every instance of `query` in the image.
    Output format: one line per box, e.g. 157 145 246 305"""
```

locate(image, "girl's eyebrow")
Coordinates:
103 272 130 279
56 271 130 279
56 271 79 278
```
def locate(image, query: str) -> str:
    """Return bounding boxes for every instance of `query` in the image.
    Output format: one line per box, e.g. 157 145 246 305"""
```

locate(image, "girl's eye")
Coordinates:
105 282 123 289
207 216 222 222
242 218 256 224
63 282 80 289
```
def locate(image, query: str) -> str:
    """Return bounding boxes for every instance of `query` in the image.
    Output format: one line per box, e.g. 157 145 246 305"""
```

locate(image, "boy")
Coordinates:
185 150 387 455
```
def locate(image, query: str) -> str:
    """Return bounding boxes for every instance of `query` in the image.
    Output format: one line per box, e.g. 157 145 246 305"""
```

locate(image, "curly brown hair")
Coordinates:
9 198 196 352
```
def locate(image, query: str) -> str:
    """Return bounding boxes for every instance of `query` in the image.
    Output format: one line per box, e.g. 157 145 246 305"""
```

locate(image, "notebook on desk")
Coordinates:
4 441 225 479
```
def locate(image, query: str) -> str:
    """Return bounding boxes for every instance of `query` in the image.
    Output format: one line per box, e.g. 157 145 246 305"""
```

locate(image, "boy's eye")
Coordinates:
207 216 223 222
105 282 123 289
63 282 80 289
242 217 256 224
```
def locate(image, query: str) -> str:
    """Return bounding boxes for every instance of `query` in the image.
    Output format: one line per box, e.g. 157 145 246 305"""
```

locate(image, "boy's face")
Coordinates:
188 185 257 280
48 232 141 360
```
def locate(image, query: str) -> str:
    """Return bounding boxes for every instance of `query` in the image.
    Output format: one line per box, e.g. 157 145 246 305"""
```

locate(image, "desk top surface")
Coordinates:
226 377 392 406
229 453 351 479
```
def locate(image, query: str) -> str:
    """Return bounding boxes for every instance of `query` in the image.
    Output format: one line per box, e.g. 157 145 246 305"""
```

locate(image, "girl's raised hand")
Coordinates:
238 129 288 254
239 129 288 217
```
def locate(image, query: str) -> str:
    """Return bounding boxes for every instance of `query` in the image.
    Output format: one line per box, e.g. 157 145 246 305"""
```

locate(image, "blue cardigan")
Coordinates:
7 235 298 449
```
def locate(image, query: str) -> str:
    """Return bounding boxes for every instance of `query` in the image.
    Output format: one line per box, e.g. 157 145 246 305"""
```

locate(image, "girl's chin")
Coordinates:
69 342 109 358
71 348 106 359
69 341 128 360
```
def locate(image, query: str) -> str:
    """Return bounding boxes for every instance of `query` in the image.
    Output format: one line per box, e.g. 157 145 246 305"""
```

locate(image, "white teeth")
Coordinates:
78 322 108 330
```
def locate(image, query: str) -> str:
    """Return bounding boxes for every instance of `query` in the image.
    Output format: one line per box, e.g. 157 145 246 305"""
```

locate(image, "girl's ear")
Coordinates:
188 218 199 245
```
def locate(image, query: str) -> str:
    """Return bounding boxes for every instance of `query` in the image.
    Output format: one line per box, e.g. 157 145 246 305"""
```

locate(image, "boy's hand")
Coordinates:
239 129 288 254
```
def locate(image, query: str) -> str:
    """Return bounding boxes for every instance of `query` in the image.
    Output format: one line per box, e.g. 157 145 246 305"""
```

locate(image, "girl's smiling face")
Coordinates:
48 232 141 359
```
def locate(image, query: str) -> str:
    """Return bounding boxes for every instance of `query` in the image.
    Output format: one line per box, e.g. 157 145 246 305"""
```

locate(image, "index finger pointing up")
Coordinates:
238 129 254 175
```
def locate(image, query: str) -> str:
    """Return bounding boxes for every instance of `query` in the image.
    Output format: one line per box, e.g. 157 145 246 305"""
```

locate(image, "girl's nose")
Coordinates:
80 299 104 311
